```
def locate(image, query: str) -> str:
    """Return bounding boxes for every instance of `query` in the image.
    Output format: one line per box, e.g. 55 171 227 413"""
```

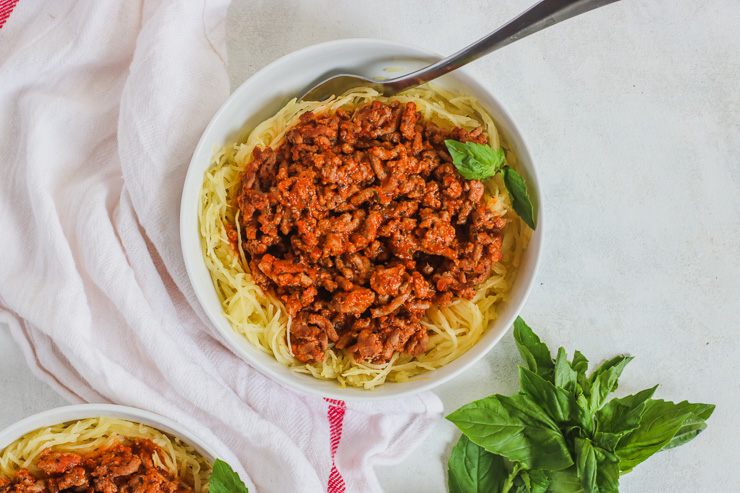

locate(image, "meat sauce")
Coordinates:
236 100 505 364
0 440 191 493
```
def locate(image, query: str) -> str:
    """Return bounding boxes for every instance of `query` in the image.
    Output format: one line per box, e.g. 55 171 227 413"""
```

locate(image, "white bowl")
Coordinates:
0 404 218 467
180 39 544 401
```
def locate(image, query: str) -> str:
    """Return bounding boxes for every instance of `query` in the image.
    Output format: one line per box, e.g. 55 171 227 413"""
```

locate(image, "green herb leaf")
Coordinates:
554 348 578 394
571 351 590 396
504 464 526 493
501 165 536 229
446 318 714 493
594 447 620 493
587 356 633 411
445 140 506 180
444 140 536 229
574 394 596 437
447 393 573 471
570 351 589 375
524 469 551 493
546 467 585 493
592 431 621 452
509 476 529 493
513 317 554 383
448 434 508 493
502 462 529 493
662 403 715 450
596 386 658 438
574 438 598 493
519 367 577 424
553 447 619 492
210 459 249 493
615 399 713 472
588 355 632 384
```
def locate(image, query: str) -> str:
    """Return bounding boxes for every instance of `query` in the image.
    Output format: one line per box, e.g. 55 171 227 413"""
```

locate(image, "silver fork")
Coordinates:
300 0 620 101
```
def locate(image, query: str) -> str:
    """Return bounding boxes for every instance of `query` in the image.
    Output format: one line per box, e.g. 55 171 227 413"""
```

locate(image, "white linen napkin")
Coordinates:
0 1 443 492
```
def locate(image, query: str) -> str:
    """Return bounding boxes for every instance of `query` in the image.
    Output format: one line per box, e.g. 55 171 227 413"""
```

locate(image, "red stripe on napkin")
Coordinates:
0 0 19 29
325 398 347 493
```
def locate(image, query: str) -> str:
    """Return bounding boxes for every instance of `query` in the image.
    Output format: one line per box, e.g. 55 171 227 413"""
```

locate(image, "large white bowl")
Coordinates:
180 39 544 401
0 404 218 467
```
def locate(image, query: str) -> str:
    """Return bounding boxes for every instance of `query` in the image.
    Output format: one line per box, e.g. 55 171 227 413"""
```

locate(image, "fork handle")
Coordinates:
384 0 620 94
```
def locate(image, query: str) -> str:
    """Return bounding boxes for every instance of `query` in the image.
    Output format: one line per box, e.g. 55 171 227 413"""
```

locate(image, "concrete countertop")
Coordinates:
2 0 738 491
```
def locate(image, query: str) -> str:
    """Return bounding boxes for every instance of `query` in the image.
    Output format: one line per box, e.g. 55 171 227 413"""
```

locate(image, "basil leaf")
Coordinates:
575 394 596 437
574 438 598 493
571 351 590 396
445 140 505 180
661 403 715 450
588 355 632 384
519 367 577 424
524 469 551 493
546 467 585 493
504 393 563 432
447 318 714 493
517 469 532 491
509 476 529 493
447 393 573 471
594 447 620 493
445 140 536 229
210 459 249 493
507 465 551 493
448 434 507 493
571 351 589 375
660 418 707 451
554 347 578 394
587 356 633 411
502 463 524 493
615 399 710 472
595 386 657 438
513 317 554 382
501 165 535 230
548 447 618 493
680 402 715 421
592 431 621 452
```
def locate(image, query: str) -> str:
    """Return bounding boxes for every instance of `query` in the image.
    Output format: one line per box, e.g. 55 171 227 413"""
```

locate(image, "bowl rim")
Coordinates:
180 37 544 401
0 404 218 465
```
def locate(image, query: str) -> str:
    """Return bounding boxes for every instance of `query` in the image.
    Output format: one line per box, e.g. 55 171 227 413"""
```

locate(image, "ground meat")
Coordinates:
0 440 191 493
36 450 82 475
235 100 505 364
0 469 45 493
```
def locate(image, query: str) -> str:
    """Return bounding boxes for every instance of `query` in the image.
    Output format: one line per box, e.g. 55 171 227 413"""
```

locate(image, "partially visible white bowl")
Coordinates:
180 38 544 401
0 404 217 465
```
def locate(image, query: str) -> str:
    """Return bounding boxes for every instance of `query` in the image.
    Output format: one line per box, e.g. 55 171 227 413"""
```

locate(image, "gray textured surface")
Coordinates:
2 0 739 491
0 329 68 427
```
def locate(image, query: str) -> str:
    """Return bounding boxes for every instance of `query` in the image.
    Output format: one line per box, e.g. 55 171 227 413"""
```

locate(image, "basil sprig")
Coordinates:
210 459 249 493
445 140 536 230
447 317 714 493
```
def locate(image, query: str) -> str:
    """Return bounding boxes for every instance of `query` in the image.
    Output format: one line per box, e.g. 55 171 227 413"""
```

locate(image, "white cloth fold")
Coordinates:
0 1 443 492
